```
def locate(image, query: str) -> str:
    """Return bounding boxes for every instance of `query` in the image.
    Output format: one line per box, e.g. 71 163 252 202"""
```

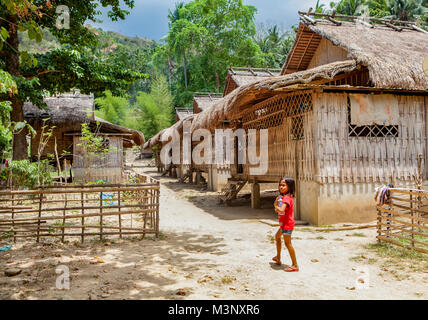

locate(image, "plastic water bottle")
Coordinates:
278 196 283 207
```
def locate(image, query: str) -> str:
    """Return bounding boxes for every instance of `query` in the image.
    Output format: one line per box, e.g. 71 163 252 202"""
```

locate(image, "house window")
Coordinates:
347 95 399 138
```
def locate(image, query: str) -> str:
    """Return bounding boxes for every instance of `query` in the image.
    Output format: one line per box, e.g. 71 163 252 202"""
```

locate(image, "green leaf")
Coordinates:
13 122 26 132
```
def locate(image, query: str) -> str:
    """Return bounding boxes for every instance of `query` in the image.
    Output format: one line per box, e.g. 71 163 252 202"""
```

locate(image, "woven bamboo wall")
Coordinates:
314 92 426 184
240 91 315 180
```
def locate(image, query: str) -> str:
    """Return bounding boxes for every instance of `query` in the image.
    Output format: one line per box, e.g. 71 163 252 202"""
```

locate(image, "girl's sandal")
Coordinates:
284 266 299 272
272 257 281 265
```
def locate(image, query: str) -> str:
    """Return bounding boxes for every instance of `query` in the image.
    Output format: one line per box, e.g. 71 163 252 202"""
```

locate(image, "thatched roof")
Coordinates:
143 114 195 150
23 93 145 147
282 20 428 90
191 60 360 132
176 108 194 120
224 66 282 96
193 93 223 113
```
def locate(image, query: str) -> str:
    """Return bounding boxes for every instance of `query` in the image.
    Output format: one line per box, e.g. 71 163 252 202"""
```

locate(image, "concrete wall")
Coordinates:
298 180 423 225
298 181 319 224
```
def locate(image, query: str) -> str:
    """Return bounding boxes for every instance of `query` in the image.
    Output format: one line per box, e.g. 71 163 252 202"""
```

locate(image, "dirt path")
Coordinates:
0 165 427 300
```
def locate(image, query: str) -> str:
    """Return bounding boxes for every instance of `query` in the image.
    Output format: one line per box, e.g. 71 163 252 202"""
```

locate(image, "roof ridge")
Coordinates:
298 10 428 34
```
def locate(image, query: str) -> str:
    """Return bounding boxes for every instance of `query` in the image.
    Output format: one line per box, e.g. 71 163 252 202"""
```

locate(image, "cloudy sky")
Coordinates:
91 0 331 40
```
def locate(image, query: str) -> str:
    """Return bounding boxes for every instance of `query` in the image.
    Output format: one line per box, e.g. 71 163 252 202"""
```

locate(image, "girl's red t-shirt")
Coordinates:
278 194 294 230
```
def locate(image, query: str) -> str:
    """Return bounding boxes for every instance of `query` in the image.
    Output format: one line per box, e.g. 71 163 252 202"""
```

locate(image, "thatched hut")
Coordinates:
24 92 144 183
175 107 193 123
223 66 282 96
193 92 223 113
191 13 428 225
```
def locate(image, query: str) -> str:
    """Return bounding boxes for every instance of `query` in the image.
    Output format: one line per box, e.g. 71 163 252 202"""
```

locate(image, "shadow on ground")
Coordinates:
162 178 278 223
0 231 226 300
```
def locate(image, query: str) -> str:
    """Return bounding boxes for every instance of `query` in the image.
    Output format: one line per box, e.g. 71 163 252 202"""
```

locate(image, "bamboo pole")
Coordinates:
0 194 156 207
11 193 16 243
36 192 43 243
378 213 428 230
1 203 157 215
81 189 85 243
410 189 415 247
100 192 103 241
62 193 67 243
0 208 157 223
0 225 150 232
0 186 160 196
118 187 122 239
377 222 427 237
155 187 160 238
376 206 428 224
11 231 155 239
377 236 428 254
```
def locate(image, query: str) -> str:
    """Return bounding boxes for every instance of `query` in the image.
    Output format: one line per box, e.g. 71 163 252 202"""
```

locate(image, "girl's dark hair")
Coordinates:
279 177 295 197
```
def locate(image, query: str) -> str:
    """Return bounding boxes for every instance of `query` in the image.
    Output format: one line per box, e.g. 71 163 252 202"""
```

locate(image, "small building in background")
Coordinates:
24 92 144 184
223 66 282 96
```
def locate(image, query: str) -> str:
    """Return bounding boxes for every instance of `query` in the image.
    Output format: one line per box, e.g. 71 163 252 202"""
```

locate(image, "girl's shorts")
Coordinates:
281 229 293 235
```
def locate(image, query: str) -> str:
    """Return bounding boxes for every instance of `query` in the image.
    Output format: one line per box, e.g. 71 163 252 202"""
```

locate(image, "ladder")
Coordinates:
219 180 247 205
179 169 192 183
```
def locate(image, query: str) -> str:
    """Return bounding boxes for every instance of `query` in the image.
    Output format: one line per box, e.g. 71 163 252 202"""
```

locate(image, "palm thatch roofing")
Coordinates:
23 93 145 147
224 66 282 96
282 19 428 90
144 114 195 150
191 60 364 132
176 108 194 121
193 92 223 113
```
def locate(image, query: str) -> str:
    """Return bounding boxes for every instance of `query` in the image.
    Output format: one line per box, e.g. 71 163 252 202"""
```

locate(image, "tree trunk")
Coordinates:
183 50 188 89
5 15 28 160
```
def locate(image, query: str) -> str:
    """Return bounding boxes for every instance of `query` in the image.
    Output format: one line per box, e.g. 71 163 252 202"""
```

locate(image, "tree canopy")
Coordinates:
0 0 147 159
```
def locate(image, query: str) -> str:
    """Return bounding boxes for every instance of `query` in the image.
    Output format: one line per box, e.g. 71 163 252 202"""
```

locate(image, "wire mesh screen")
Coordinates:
347 98 399 138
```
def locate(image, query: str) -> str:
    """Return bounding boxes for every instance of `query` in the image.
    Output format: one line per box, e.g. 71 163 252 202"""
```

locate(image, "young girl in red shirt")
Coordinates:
272 177 299 272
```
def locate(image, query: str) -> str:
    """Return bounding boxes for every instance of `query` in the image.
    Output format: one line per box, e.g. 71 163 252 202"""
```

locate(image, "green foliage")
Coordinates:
0 159 53 189
160 0 268 107
329 0 428 20
379 0 427 21
95 90 130 126
0 0 149 159
329 0 368 15
0 70 17 115
134 74 174 139
19 48 147 107
0 70 17 156
78 122 112 155
254 24 296 68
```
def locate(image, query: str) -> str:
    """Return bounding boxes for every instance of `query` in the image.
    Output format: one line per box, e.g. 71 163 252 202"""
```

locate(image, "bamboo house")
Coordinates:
224 66 282 96
190 13 428 225
24 92 145 183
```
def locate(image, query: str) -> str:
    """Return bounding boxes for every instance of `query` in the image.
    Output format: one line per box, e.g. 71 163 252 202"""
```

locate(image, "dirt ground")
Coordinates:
0 156 427 300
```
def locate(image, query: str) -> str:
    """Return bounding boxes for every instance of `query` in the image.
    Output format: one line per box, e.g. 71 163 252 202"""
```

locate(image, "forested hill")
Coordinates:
19 25 156 55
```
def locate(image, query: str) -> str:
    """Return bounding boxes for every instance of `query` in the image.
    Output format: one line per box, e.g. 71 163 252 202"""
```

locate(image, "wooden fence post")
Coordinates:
81 188 85 243
100 191 103 241
118 186 122 239
11 193 16 243
62 193 67 243
376 208 381 244
37 191 43 243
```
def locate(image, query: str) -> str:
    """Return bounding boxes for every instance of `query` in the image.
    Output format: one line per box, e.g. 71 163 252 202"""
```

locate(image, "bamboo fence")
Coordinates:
376 187 428 254
0 175 160 243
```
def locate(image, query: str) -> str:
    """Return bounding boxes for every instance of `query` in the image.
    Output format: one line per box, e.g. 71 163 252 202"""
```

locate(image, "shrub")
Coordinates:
0 159 53 189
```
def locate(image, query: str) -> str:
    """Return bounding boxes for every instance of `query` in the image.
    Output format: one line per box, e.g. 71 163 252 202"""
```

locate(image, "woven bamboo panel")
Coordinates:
241 91 315 180
314 92 426 184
